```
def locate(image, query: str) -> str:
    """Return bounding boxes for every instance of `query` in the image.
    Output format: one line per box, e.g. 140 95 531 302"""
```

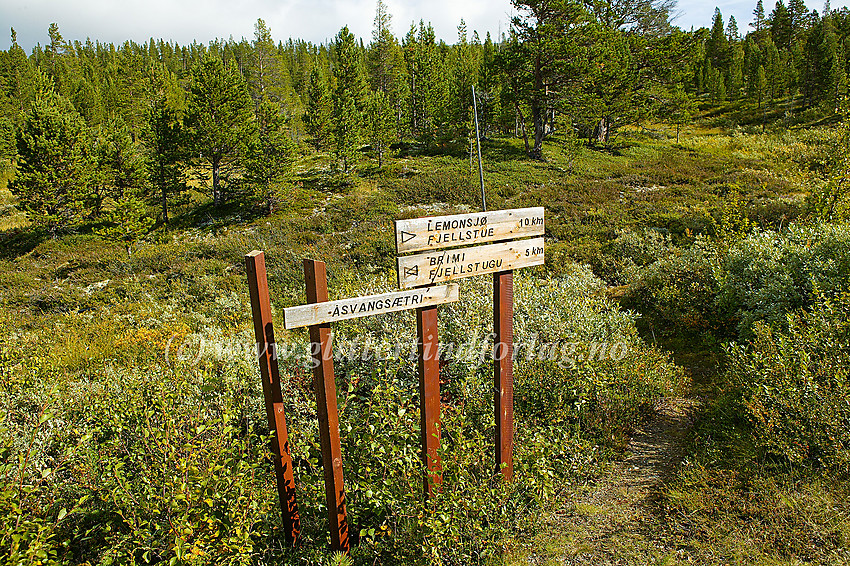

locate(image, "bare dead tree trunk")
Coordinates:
595 116 612 145
213 158 221 207
530 55 544 160
514 102 530 156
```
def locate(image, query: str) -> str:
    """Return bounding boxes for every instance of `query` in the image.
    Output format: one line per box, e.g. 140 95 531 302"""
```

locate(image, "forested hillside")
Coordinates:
1 0 848 234
2 0 850 564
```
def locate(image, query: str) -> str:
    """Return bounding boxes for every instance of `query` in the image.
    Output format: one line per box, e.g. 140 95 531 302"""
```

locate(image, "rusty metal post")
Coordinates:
494 271 514 481
416 305 442 496
245 251 301 546
303 259 350 552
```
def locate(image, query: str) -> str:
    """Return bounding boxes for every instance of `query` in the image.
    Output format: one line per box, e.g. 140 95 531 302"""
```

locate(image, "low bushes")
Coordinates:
659 291 850 564
726 292 850 473
623 236 723 334
0 264 681 564
624 221 850 340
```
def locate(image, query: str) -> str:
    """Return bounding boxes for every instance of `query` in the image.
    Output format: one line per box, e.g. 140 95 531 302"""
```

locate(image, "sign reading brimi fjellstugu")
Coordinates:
396 237 545 289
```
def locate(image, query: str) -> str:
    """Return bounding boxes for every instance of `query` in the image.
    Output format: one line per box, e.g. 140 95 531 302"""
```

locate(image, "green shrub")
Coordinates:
0 328 89 565
721 222 850 338
77 366 276 565
601 228 674 285
393 159 480 207
624 236 724 334
725 292 850 473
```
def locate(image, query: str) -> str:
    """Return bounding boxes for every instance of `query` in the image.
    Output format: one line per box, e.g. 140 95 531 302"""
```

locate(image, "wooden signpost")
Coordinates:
394 207 545 481
245 251 301 546
246 252 459 552
245 207 543 552
303 259 349 551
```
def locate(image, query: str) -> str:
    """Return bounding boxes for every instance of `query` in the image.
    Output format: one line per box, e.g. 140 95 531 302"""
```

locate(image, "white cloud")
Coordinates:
0 0 515 51
2 1 848 52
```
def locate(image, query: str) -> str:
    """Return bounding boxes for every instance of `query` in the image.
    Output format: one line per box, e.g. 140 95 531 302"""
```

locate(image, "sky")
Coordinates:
1 0 848 52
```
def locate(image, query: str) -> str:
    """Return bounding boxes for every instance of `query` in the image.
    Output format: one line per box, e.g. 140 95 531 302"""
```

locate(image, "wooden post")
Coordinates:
416 305 442 496
303 259 350 552
494 271 514 481
245 251 301 546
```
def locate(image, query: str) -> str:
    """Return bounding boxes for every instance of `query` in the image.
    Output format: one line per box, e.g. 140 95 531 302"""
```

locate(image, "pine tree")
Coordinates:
727 16 740 41
91 117 147 216
479 32 504 136
143 96 185 224
664 86 696 143
10 85 94 236
707 8 729 70
445 20 479 149
770 0 793 51
2 28 39 117
368 0 407 141
368 0 395 94
752 0 767 33
729 43 745 99
403 21 441 146
821 12 842 108
0 118 14 169
244 97 296 214
95 193 154 257
335 95 359 173
332 26 367 172
365 90 394 168
765 39 783 103
788 0 809 37
185 56 254 206
500 1 586 157
249 19 288 102
757 64 768 109
304 63 334 151
46 23 63 82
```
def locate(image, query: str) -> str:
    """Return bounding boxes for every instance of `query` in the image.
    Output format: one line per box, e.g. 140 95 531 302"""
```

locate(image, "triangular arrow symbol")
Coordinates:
400 231 416 244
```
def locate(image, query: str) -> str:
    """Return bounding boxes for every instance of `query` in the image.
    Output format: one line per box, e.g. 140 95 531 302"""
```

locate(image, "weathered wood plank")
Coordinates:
417 305 442 497
396 237 545 289
283 284 460 329
245 251 301 546
494 271 514 481
303 259 350 552
395 207 544 253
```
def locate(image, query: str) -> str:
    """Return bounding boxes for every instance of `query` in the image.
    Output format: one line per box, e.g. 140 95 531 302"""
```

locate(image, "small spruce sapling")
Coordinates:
96 193 155 257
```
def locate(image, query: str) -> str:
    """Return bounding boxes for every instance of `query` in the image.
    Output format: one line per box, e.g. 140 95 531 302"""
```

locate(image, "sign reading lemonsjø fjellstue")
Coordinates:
395 206 544 253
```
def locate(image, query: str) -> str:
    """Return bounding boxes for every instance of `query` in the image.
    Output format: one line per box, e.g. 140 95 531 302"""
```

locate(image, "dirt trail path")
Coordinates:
525 397 700 565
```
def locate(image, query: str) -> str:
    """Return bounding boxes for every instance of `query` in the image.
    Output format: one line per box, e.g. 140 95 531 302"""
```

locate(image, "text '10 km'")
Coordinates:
395 207 545 254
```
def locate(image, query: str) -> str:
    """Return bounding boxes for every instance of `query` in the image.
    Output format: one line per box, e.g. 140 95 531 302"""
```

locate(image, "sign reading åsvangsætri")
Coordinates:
395 207 544 254
282 284 459 329
396 237 545 289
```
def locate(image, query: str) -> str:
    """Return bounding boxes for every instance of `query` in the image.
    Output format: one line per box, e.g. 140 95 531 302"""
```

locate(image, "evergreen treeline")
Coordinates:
0 0 848 237
696 1 849 112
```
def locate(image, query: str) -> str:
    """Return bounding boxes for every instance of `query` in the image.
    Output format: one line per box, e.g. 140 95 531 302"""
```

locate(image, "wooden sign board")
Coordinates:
397 237 545 289
395 207 544 254
283 284 460 329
